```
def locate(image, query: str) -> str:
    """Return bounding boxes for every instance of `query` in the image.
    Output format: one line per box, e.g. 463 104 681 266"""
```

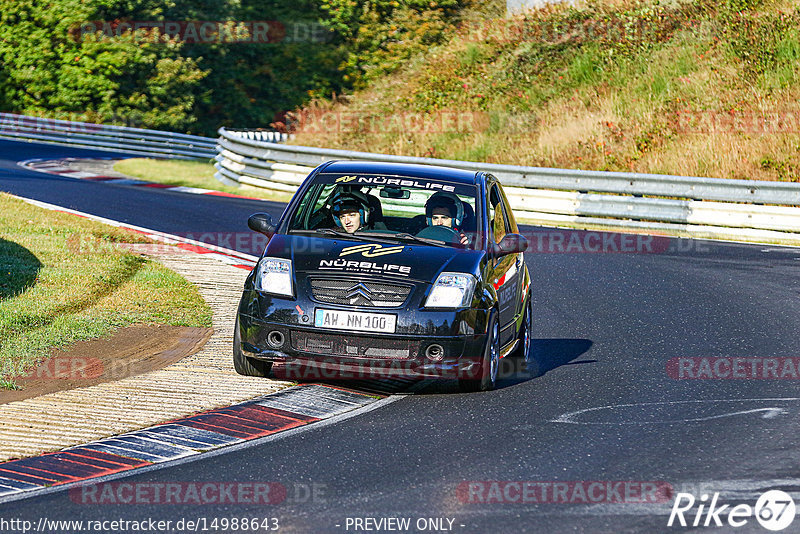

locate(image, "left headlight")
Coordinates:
254 257 293 297
424 272 477 309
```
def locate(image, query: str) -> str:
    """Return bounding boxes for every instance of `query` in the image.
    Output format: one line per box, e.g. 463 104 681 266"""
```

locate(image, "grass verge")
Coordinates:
113 158 294 202
0 193 212 389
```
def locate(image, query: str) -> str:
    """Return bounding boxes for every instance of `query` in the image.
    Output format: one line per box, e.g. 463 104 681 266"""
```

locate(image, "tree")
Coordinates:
0 0 205 131
317 0 464 87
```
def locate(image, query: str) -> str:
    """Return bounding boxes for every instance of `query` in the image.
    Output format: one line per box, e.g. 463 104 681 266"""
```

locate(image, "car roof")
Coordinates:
319 161 482 186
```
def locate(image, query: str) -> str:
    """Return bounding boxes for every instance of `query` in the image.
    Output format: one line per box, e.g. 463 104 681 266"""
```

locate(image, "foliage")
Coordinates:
0 0 477 134
0 0 205 131
0 0 348 135
317 0 468 87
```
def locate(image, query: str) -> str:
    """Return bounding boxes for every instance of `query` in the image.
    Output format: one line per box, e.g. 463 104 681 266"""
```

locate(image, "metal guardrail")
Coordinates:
215 127 800 243
0 112 217 159
224 129 291 143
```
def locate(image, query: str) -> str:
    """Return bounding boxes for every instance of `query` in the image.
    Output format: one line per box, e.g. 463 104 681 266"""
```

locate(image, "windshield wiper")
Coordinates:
296 228 401 242
389 233 450 247
289 228 359 239
314 228 351 237
318 229 434 245
294 228 450 247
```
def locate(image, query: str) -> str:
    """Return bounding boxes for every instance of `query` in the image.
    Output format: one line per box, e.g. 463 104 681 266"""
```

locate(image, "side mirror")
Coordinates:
494 233 528 256
248 213 276 237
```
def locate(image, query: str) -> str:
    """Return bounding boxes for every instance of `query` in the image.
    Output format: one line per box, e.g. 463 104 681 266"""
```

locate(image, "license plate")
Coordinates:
314 308 397 333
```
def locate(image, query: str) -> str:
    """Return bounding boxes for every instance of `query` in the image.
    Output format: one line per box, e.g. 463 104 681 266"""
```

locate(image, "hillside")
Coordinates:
289 0 800 181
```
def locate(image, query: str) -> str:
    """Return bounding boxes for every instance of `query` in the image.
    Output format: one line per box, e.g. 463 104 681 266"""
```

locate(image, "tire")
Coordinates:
515 294 537 376
233 316 272 377
459 313 499 392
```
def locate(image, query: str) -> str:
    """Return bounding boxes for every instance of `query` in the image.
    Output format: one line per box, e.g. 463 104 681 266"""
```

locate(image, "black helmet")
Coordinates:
425 192 464 228
331 190 371 227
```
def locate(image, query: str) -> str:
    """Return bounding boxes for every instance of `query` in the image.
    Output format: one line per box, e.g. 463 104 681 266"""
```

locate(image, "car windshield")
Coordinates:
287 173 481 249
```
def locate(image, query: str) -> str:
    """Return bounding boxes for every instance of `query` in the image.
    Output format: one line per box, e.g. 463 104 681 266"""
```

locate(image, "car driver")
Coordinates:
426 192 468 245
331 192 371 234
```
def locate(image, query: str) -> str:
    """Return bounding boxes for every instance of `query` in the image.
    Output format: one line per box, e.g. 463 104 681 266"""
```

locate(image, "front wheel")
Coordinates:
233 316 273 377
459 314 499 392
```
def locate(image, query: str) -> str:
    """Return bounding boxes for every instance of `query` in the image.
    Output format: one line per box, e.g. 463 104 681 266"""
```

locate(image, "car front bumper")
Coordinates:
238 289 492 380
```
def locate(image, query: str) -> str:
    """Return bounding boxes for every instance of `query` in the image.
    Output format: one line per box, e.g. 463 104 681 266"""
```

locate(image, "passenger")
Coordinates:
425 192 468 245
331 191 371 234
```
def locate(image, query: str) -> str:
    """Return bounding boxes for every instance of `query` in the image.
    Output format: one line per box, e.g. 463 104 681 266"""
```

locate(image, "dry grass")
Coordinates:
290 0 800 182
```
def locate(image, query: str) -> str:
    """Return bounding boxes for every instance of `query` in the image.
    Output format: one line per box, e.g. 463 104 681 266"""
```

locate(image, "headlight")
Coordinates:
425 272 476 309
254 257 293 297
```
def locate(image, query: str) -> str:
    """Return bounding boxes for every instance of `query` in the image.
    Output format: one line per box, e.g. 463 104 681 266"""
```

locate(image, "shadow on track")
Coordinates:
494 337 595 390
271 338 594 395
529 337 595 377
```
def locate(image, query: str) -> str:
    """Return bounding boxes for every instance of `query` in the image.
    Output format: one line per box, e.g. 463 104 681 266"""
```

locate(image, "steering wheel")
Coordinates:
437 226 460 242
416 224 462 244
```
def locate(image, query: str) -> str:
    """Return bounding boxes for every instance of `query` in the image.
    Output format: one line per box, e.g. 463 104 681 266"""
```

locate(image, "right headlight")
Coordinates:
254 257 293 297
424 272 477 309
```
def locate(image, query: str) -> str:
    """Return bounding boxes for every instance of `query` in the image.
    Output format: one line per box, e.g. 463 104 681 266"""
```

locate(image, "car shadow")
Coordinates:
399 337 595 395
499 337 595 388
276 338 594 395
0 238 42 301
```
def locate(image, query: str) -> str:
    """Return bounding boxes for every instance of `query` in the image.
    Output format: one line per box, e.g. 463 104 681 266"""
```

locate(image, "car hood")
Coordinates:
265 234 483 283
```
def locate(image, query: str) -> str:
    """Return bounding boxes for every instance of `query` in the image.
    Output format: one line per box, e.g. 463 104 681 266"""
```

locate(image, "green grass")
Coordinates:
113 158 294 202
760 29 800 89
567 46 604 87
0 193 212 389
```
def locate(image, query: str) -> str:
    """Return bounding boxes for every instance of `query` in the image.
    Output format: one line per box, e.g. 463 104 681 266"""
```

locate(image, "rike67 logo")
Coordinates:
668 490 796 531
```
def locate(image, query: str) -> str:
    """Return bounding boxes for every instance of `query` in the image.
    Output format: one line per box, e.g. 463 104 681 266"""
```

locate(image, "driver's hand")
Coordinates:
459 233 468 245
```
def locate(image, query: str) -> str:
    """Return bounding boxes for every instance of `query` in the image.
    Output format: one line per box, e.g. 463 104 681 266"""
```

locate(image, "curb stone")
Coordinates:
0 384 381 500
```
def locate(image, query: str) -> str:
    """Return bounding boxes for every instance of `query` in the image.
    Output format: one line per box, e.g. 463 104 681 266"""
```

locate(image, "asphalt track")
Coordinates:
2 139 800 533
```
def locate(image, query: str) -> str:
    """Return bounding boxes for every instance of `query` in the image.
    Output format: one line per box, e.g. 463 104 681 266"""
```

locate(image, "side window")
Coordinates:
488 185 511 245
290 183 334 230
290 184 321 230
495 182 518 234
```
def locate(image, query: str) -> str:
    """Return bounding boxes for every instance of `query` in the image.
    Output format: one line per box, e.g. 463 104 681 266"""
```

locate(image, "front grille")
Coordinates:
309 278 412 307
292 331 417 360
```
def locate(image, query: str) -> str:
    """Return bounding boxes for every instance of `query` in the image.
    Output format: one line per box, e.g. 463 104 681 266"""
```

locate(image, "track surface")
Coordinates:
2 140 800 533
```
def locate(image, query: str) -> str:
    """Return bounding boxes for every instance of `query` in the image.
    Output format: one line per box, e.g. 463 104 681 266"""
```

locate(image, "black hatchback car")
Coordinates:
235 161 532 391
